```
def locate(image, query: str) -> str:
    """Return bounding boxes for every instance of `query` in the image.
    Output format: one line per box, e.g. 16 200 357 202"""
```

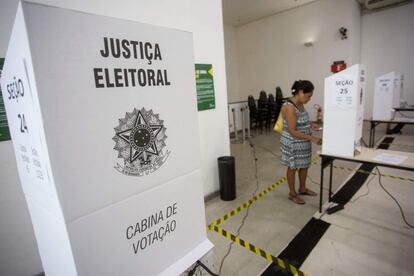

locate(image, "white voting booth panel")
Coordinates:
393 73 403 108
322 64 366 157
1 2 212 275
372 71 404 120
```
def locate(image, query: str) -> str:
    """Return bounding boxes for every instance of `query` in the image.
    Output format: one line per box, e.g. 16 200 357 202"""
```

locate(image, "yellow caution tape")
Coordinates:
206 176 287 231
206 156 320 232
212 225 308 276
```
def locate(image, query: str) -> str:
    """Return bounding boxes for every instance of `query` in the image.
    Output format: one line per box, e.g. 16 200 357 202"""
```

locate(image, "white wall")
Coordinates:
0 0 229 275
234 0 361 120
361 2 414 118
224 24 241 103
187 0 231 197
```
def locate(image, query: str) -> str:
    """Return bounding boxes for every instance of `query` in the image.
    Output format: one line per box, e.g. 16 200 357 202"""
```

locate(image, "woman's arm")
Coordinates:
283 105 320 143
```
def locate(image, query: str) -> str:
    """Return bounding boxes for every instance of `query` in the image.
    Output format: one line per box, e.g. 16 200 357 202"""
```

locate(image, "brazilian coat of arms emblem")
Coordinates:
113 108 170 176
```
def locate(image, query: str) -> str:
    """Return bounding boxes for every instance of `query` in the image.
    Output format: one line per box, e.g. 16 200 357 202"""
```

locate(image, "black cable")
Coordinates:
307 175 329 192
196 261 219 276
376 166 414 229
255 145 281 158
318 202 335 220
218 139 260 275
350 172 376 203
187 262 200 276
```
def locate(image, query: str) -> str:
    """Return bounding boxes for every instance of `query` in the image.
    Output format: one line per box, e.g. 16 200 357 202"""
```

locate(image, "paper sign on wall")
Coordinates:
195 64 215 111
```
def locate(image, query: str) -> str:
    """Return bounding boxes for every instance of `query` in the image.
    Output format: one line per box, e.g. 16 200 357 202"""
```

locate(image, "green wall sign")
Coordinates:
195 64 215 111
0 58 11 142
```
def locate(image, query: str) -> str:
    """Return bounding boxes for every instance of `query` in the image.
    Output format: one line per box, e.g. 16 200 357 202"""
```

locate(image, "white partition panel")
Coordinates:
0 2 212 275
322 64 366 157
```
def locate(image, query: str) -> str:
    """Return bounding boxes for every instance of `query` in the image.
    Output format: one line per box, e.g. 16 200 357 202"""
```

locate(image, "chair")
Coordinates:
257 90 268 132
247 95 258 129
275 86 284 121
258 90 268 109
266 94 276 129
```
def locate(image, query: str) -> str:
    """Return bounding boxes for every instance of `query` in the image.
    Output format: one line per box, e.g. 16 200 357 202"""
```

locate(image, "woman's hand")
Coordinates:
311 136 322 145
311 122 322 131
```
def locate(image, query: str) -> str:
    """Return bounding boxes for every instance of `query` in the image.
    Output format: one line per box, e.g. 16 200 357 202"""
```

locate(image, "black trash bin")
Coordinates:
217 156 236 201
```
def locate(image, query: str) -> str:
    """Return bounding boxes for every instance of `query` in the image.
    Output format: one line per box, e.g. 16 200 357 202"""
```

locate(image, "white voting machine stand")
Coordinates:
372 71 404 120
322 64 366 157
1 2 213 275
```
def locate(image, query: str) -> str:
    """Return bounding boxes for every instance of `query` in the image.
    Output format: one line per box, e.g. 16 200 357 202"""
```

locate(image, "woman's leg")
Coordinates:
287 167 305 204
287 167 297 196
298 167 308 192
298 167 317 195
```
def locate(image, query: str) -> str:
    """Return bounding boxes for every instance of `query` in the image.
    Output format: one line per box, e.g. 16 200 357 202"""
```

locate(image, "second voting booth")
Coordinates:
1 2 212 275
372 71 404 120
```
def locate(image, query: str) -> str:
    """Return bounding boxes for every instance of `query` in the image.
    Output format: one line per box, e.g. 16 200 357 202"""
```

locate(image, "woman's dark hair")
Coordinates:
291 80 314 95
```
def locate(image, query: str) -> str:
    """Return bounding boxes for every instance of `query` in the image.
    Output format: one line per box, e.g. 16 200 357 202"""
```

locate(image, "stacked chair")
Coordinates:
257 91 268 132
275 86 284 122
266 94 276 129
246 87 284 134
247 95 258 130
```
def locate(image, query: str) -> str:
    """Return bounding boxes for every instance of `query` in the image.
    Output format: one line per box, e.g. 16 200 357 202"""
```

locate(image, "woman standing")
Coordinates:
280 80 322 204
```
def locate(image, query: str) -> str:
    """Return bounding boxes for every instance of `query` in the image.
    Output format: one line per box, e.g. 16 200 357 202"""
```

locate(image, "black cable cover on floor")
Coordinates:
261 137 393 275
381 137 394 144
261 218 330 276
330 162 375 205
377 137 394 149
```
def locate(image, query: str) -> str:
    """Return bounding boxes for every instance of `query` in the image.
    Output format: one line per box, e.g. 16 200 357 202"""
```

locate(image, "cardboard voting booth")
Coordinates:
0 2 213 275
322 64 366 157
393 73 403 108
372 72 404 120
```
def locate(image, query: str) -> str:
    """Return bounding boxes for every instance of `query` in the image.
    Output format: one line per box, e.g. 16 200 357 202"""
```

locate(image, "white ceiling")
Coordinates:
222 0 319 27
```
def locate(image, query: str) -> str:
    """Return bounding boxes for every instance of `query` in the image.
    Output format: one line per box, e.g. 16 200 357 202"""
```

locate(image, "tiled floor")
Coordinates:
192 122 414 276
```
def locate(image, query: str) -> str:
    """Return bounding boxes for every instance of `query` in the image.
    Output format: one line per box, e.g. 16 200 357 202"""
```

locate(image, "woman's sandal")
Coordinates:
288 194 305 205
298 188 317 196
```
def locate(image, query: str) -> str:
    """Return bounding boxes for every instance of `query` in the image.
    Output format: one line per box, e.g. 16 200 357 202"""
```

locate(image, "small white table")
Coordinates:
369 118 414 147
318 147 414 213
